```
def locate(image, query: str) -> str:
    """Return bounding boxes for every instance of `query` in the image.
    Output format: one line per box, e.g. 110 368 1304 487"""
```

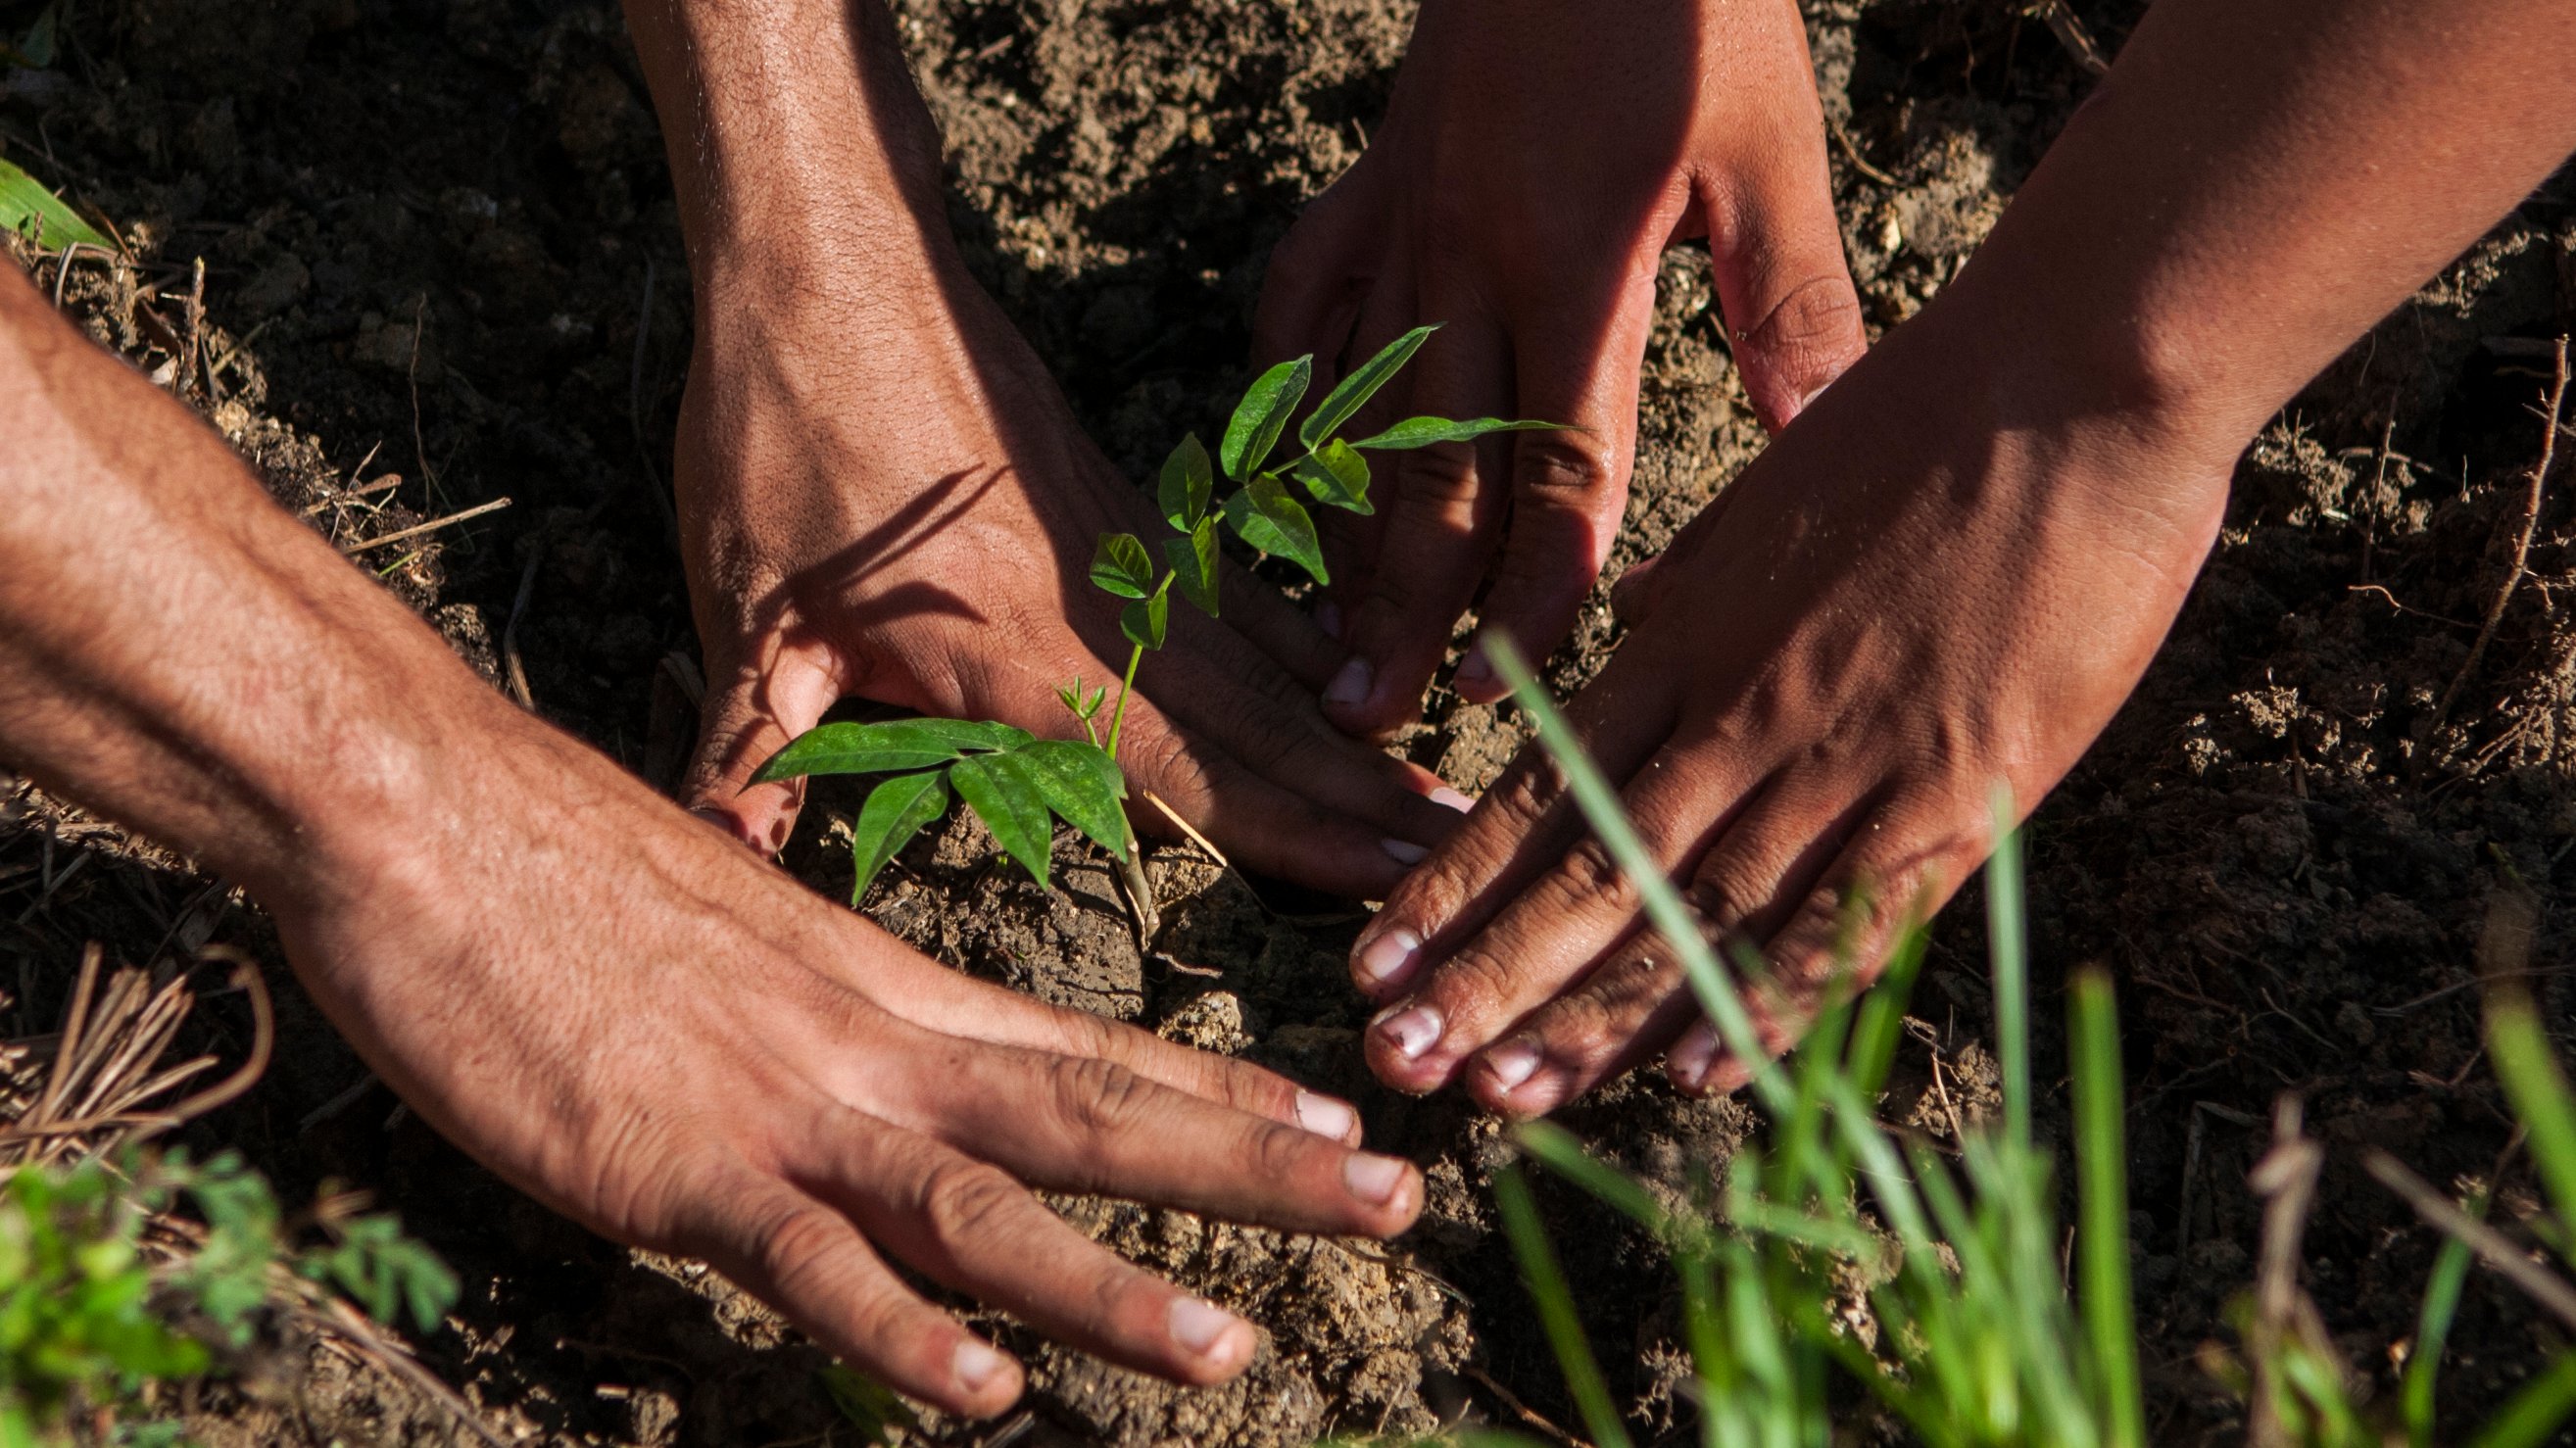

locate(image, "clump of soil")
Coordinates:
5 0 2575 1442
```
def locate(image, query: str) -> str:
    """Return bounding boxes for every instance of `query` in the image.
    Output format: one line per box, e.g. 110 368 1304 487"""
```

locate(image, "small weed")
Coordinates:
756 328 1560 901
0 158 110 254
0 1147 459 1445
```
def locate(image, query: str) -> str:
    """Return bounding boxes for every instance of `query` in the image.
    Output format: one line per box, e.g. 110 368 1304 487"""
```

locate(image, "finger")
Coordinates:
1322 307 1512 740
1362 745 1763 1095
689 1169 1023 1418
1467 770 1878 1116
887 969 1374 1146
1149 603 1470 845
1347 648 1681 1005
1672 792 1983 1095
681 639 847 856
1698 98 1869 432
1206 548 1352 693
875 1038 1422 1238
1253 175 1377 378
810 1124 1263 1386
1109 678 1455 897
1455 287 1657 704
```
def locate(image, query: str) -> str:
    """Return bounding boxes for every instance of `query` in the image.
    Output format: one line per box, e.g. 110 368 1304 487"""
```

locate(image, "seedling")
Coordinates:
755 325 1561 903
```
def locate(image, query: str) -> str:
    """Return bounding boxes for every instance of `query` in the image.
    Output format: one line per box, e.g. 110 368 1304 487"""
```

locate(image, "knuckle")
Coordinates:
1246 1120 1318 1185
1510 433 1615 503
1131 724 1221 814
1742 274 1865 362
1394 445 1483 510
1050 1054 1156 1141
753 1199 851 1301
1547 837 1639 918
1426 943 1517 1026
919 1157 1028 1246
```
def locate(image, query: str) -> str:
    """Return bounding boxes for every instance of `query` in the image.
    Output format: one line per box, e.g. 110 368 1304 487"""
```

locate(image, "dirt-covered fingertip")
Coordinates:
943 1336 1027 1418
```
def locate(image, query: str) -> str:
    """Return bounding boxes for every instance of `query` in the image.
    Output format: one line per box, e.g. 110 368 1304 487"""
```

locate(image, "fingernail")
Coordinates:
1372 1003 1442 1060
1342 1151 1408 1206
1169 1297 1245 1358
953 1339 1009 1392
1316 600 1344 639
1482 1037 1542 1092
1667 1026 1718 1090
1429 787 1475 813
1382 837 1429 865
1293 1089 1357 1141
688 805 752 847
1455 648 1494 690
1354 928 1421 988
1325 657 1373 708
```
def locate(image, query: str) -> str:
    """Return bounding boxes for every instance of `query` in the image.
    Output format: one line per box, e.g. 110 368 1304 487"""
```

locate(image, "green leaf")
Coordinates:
1089 532 1157 600
1158 433 1214 530
1221 475 1328 584
754 719 1028 782
1347 415 1567 451
948 752 1054 888
1299 324 1435 450
0 158 110 252
1121 580 1170 651
819 1364 921 1446
1220 356 1312 481
1289 438 1372 514
1164 517 1220 617
1016 739 1129 860
848 770 950 902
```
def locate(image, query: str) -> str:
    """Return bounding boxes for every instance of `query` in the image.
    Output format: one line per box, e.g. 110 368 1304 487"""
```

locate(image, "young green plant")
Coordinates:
753 325 1560 905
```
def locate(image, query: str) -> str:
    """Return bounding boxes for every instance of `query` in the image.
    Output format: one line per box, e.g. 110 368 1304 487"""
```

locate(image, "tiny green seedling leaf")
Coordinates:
1016 739 1129 861
949 752 1055 888
848 770 950 902
755 718 1026 781
1222 474 1328 584
1090 532 1157 600
0 157 110 252
1290 438 1373 514
1348 415 1568 451
1165 516 1221 617
1121 577 1172 650
1221 356 1312 482
1299 324 1435 450
1160 433 1215 531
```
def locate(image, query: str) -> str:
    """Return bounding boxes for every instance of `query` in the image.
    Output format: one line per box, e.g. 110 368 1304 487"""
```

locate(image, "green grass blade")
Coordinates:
2467 1353 2576 1448
1487 637 1790 1116
2404 1208 2482 1448
1847 918 1928 1101
1513 1123 1670 1236
2069 967 2144 1448
1493 1165 1634 1448
1986 785 2031 1152
2489 996 2576 1233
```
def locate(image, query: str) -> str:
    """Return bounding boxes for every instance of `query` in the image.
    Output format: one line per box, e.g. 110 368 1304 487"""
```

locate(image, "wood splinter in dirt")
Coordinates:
2424 334 2570 751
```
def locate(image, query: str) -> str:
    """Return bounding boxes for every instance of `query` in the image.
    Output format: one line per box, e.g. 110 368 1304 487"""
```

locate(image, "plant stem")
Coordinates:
1105 642 1144 762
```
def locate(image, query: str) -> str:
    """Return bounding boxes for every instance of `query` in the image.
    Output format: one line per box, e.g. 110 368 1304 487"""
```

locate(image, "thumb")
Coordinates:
682 642 846 856
1700 151 1869 434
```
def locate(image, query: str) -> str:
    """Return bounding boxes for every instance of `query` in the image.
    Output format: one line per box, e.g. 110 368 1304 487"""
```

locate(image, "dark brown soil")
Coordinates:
5 0 2576 1442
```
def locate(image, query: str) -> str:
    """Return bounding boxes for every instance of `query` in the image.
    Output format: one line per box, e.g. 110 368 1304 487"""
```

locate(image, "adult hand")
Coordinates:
672 258 1464 897
1334 0 2576 1114
291 705 1425 1416
1256 0 1867 737
0 259 1424 1418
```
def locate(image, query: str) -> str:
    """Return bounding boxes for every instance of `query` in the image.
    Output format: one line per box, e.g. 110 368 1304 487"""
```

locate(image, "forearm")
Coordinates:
1942 0 2576 459
621 0 959 313
0 265 526 914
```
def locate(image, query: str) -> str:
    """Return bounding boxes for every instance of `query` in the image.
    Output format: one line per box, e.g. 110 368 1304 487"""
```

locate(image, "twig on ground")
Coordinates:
2367 1148 2576 1335
406 294 441 505
2246 1096 2329 1448
344 496 511 554
501 543 543 710
1825 110 1898 186
1463 1364 1591 1448
2426 336 2570 748
2027 0 2111 74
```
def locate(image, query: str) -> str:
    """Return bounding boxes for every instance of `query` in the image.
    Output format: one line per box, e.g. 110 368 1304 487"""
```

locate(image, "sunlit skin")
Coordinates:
626 0 1465 895
1254 0 1870 736
1345 0 2576 1116
0 265 1425 1417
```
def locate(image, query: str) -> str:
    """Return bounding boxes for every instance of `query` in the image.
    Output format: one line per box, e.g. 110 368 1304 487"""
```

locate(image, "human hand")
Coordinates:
1256 0 1867 737
673 253 1466 897
1337 298 2234 1114
284 701 1425 1416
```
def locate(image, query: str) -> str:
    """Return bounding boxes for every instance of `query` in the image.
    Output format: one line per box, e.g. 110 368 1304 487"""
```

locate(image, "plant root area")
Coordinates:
5 0 2576 1442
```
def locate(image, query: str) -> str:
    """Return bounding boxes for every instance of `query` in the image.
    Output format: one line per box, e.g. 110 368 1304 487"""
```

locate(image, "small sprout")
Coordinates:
756 324 1563 910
